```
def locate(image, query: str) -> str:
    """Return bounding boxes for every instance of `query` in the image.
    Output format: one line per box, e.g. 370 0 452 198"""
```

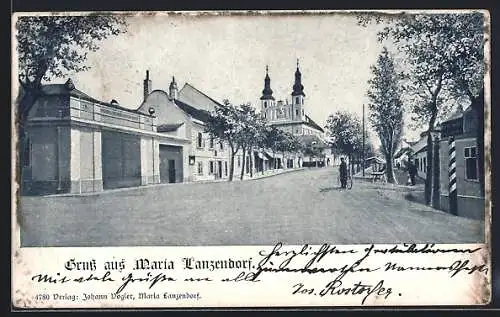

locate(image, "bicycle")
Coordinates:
337 169 353 190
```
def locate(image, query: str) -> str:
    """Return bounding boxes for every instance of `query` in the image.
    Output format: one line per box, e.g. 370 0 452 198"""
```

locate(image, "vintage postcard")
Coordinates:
11 10 491 309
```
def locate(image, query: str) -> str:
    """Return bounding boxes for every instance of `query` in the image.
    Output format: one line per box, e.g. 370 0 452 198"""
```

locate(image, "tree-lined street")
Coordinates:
19 167 484 247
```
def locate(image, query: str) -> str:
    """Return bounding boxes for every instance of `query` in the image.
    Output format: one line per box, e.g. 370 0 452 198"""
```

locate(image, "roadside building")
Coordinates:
409 132 428 180
394 147 412 169
438 101 484 220
137 72 232 182
21 78 190 195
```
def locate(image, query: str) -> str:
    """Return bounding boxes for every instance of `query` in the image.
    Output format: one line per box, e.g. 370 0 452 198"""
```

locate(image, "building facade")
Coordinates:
138 72 232 183
409 133 428 180
21 78 190 195
438 103 484 220
259 62 328 167
259 62 325 138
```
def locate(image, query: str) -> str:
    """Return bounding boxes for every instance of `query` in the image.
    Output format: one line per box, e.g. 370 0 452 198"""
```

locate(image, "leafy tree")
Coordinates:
263 126 285 169
15 15 128 130
15 15 128 184
236 103 261 179
325 111 364 172
276 131 301 168
205 100 243 181
367 47 404 183
359 12 486 203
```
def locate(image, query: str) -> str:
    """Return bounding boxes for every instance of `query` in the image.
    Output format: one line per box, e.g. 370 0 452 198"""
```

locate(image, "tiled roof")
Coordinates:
157 123 184 133
173 99 211 123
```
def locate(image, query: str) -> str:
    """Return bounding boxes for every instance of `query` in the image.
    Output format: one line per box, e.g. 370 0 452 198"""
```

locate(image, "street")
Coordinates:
18 167 484 247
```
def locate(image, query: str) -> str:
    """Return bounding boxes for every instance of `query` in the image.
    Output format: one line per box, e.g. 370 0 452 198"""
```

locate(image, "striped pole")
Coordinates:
448 136 458 215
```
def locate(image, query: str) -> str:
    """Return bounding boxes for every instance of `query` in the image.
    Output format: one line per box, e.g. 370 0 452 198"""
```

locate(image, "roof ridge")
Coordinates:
180 82 223 107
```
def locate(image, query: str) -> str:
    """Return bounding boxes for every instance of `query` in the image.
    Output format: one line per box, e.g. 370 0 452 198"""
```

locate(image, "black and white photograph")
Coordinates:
11 10 491 308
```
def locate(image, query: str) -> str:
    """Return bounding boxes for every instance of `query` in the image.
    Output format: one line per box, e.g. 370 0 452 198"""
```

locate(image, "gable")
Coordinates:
177 83 222 112
138 90 190 125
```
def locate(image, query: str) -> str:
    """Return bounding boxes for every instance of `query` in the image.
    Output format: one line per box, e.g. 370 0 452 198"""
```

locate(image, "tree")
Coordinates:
205 100 243 181
263 126 280 169
359 12 485 204
325 111 364 173
276 131 300 168
15 15 128 183
15 15 128 131
236 103 261 180
367 47 404 184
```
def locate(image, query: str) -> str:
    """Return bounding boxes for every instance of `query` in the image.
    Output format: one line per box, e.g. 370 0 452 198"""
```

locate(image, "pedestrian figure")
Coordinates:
408 161 417 186
339 157 348 189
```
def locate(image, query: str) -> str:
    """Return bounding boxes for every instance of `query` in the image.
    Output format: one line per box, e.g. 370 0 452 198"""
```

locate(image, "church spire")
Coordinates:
292 59 305 97
261 65 275 100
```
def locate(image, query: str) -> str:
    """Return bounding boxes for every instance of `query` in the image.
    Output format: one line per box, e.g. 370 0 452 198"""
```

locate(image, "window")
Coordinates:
197 132 203 148
302 109 304 116
220 141 224 150
423 157 426 172
197 162 203 175
237 156 241 167
224 161 228 176
464 146 478 180
264 101 267 108
296 97 299 104
209 161 214 174
209 137 214 149
264 112 267 118
302 98 304 105
296 109 299 117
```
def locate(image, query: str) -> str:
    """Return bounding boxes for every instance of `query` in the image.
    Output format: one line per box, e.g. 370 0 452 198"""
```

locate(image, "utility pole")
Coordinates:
362 103 365 177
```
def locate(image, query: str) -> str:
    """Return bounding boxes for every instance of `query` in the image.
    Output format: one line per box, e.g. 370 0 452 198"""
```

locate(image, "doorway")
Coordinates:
159 145 183 183
218 161 222 179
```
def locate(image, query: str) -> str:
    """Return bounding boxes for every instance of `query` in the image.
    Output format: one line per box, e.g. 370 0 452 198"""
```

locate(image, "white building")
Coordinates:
259 62 328 167
21 78 190 195
138 72 232 182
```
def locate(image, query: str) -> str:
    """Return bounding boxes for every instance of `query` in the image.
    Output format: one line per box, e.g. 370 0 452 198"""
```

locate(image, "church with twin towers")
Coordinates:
259 59 325 138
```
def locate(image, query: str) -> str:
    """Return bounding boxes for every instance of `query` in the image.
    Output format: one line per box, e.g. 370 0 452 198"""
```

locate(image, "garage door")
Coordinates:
102 130 141 189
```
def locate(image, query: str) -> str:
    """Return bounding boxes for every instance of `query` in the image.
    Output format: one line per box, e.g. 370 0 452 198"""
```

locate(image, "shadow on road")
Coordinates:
319 187 343 193
404 191 427 205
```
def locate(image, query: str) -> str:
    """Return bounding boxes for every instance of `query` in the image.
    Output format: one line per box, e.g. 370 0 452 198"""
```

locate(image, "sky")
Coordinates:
51 12 421 143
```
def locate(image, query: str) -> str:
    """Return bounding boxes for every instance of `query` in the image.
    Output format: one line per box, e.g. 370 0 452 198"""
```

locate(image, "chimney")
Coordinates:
143 70 152 101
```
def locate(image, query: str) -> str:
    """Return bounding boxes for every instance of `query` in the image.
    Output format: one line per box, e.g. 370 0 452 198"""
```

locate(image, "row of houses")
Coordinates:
399 97 485 220
20 66 331 195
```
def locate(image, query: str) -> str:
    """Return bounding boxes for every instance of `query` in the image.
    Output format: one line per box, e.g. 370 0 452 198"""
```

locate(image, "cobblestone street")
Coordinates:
18 167 484 247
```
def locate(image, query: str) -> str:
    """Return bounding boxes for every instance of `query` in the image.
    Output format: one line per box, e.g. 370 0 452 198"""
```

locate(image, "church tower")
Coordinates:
291 59 305 121
260 65 275 120
169 76 178 100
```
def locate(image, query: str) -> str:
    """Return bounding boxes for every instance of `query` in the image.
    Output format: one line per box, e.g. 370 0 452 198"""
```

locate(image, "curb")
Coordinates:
41 168 307 198
243 167 306 182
